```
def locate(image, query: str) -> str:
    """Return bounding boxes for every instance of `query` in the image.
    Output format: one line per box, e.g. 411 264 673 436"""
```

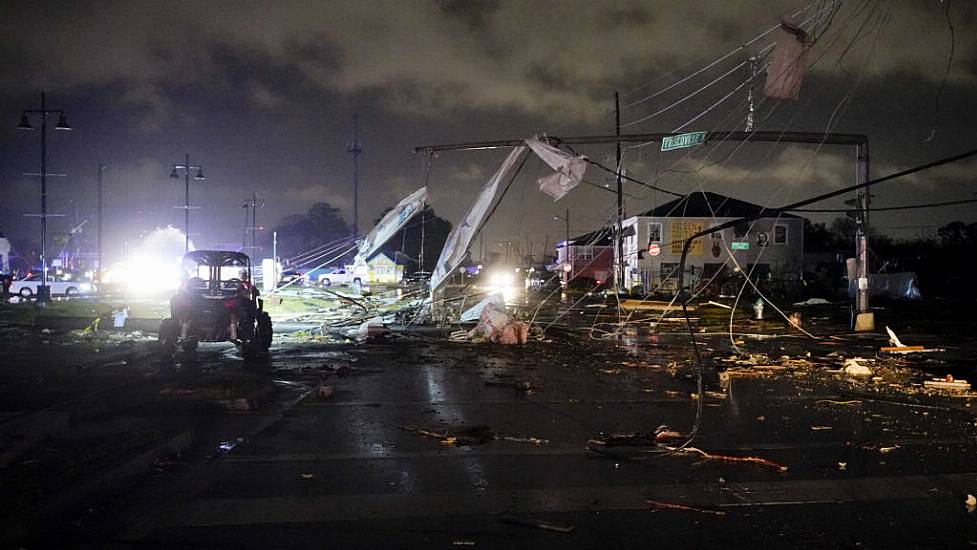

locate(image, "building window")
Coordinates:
773 224 788 245
577 246 593 260
660 262 680 280
647 222 662 243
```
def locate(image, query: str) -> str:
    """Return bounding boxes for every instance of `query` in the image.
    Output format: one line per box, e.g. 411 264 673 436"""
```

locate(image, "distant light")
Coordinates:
194 168 206 180
563 263 572 272
54 113 71 130
17 114 33 131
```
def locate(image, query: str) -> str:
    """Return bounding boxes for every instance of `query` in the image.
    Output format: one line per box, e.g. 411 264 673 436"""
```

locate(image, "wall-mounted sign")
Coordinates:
731 242 749 251
757 232 769 247
647 243 661 256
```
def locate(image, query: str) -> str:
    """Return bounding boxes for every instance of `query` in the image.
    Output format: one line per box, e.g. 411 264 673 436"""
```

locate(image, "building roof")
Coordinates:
558 227 614 248
637 191 800 219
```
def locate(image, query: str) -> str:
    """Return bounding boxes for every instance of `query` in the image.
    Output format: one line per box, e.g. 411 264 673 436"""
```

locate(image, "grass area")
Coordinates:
0 299 113 325
0 296 170 325
263 293 341 317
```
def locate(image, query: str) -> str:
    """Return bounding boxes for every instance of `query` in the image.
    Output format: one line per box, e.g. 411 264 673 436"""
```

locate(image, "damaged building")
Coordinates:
620 192 805 293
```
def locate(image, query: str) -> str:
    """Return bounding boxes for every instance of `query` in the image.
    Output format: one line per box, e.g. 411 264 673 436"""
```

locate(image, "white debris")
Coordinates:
460 292 506 323
885 326 906 348
792 297 830 306
842 358 872 377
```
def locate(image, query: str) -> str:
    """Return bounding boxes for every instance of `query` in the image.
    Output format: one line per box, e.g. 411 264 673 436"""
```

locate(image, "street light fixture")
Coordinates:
18 91 72 306
169 153 206 253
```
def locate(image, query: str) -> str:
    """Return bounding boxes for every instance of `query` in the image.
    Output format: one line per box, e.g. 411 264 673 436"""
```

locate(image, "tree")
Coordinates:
803 219 838 251
269 202 352 263
937 221 974 247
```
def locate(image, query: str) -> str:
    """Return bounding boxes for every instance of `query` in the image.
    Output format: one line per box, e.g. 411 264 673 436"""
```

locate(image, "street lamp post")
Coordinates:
96 163 106 285
169 153 205 253
18 91 72 306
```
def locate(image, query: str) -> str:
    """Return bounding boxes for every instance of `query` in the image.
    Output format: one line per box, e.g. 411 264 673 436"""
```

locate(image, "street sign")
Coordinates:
647 243 661 256
731 242 749 250
661 132 707 152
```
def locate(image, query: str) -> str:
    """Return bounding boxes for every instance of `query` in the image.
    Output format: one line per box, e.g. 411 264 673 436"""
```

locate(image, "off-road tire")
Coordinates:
256 311 273 351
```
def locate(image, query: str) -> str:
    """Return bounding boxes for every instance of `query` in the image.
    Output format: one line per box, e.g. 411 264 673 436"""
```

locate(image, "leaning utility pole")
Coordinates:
347 115 362 236
415 130 874 330
615 92 624 292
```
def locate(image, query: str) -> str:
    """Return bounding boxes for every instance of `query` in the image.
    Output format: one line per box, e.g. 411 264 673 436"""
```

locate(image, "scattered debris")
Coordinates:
499 514 575 533
669 446 788 472
349 316 386 342
654 426 683 443
500 435 549 445
967 494 976 513
318 385 336 399
810 425 833 431
879 445 900 454
793 297 831 306
705 301 732 310
217 437 245 455
467 301 529 345
646 499 726 516
843 358 873 377
923 378 971 392
589 432 649 447
838 462 847 471
788 312 802 328
620 299 695 312
460 292 505 323
398 425 494 446
301 473 315 480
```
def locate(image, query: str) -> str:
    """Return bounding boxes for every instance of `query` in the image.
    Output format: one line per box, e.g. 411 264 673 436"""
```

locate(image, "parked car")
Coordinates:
318 267 363 287
278 269 304 287
10 273 96 297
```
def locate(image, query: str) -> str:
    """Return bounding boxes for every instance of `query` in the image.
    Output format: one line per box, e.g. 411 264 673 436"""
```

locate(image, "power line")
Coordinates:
791 197 977 213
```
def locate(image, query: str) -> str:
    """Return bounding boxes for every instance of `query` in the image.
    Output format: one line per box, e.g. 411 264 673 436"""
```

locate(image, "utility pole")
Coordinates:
615 91 624 291
242 191 260 257
251 190 258 258
347 114 362 236
565 208 570 248
854 142 873 330
96 163 106 285
746 56 758 132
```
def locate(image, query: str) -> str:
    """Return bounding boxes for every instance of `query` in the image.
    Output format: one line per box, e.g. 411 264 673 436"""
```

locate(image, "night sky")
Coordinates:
1 0 975 265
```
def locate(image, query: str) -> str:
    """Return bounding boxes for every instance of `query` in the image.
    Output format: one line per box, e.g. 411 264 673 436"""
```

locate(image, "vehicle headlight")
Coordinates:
488 272 515 288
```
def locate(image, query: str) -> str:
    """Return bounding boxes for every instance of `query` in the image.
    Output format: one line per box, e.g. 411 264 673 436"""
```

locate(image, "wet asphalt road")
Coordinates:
40 327 977 549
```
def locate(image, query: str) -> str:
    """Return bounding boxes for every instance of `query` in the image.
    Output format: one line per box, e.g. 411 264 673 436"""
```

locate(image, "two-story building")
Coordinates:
555 227 614 286
620 192 805 293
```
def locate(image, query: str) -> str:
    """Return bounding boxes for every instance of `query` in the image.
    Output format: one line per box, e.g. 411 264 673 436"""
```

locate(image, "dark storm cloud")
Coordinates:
1 0 976 257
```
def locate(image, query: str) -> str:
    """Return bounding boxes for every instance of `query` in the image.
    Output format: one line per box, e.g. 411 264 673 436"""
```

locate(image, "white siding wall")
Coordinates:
622 216 804 291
